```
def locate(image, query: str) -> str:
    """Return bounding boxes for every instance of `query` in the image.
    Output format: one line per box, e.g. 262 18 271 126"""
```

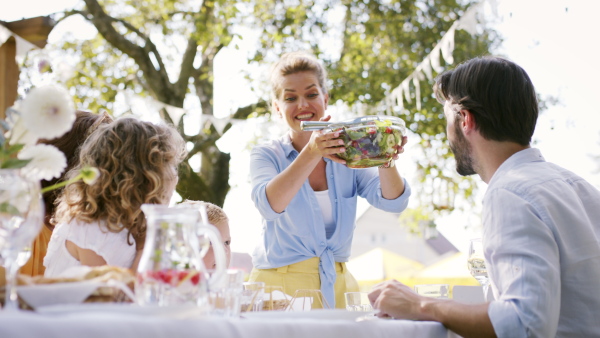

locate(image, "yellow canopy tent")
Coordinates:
346 247 423 291
407 252 480 287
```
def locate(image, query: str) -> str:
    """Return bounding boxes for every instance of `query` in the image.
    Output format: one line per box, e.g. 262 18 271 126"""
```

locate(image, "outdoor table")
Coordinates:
0 308 461 338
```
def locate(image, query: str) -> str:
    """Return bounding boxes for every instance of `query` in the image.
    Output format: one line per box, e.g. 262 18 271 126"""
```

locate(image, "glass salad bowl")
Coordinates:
301 116 406 168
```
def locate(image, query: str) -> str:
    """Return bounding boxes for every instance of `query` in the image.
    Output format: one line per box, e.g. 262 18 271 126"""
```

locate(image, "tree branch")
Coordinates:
55 10 89 25
175 37 198 98
108 16 148 40
191 42 224 116
232 101 269 119
82 0 174 104
83 0 145 63
184 132 220 159
338 3 352 62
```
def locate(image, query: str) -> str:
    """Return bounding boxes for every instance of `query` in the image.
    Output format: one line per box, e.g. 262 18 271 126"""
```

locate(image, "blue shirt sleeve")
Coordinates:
484 188 561 338
249 144 287 221
355 167 411 213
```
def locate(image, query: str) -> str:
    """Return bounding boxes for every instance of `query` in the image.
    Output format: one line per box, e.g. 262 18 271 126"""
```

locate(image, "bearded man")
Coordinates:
368 56 600 338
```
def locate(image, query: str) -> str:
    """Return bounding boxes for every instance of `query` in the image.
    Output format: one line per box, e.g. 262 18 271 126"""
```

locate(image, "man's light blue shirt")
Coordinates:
250 135 411 307
484 148 600 337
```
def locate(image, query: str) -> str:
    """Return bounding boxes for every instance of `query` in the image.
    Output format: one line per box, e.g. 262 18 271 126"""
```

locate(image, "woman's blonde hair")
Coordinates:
269 51 328 103
55 117 187 247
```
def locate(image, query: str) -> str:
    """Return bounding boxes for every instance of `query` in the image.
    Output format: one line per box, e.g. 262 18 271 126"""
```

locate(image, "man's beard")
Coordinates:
449 122 476 176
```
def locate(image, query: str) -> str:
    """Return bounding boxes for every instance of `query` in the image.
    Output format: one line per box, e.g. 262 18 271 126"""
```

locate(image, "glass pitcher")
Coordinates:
136 203 227 307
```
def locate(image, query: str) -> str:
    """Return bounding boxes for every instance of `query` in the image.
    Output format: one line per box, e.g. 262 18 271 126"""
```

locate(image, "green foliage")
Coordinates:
0 202 21 216
398 206 437 236
44 0 499 215
63 36 139 113
0 124 31 169
249 0 500 220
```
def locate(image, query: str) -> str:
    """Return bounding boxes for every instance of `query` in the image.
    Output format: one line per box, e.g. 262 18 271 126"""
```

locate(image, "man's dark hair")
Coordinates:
434 56 538 145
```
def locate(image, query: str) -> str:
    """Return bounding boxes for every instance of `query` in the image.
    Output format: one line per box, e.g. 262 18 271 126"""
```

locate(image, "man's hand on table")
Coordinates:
368 279 434 321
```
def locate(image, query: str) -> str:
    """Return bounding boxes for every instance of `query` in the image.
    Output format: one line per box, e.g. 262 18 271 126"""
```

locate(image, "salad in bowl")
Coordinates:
301 115 406 168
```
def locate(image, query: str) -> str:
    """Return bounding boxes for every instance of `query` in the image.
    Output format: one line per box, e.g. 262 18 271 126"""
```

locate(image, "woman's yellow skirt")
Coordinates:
248 257 359 309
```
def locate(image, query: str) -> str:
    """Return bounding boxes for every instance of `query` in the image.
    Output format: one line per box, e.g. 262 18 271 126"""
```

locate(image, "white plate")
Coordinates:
242 309 378 321
17 281 102 309
36 303 209 318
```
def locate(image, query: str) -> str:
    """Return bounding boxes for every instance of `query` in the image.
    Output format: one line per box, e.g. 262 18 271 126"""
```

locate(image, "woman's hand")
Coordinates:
392 135 408 160
306 115 347 164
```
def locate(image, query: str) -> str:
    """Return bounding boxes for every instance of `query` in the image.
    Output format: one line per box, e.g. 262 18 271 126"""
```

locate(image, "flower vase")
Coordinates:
0 169 44 310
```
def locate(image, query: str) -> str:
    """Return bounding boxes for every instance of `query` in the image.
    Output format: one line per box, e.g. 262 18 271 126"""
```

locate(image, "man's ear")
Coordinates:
460 109 476 134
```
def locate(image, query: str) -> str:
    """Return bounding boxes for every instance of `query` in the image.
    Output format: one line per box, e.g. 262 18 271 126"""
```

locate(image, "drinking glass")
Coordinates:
0 170 43 311
287 289 331 311
263 285 290 311
414 284 449 299
344 292 372 311
240 281 265 312
208 269 244 317
467 238 490 301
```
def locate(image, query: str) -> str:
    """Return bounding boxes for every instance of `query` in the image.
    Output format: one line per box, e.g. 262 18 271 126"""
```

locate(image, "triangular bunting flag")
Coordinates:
0 25 12 47
421 57 434 81
457 5 480 35
412 76 422 111
164 104 186 126
14 36 37 64
212 116 231 135
440 26 456 65
429 46 444 73
401 79 412 104
395 86 404 111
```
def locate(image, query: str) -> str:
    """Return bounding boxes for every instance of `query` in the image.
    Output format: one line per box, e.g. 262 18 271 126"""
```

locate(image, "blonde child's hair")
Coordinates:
55 117 187 248
181 200 228 225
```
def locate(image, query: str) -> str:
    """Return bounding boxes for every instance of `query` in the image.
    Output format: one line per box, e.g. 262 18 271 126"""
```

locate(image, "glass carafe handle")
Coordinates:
197 224 227 290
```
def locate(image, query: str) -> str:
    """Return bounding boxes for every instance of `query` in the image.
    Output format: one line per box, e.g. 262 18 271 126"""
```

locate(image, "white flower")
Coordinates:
38 59 52 74
80 166 100 185
6 114 39 146
18 144 67 181
19 84 76 140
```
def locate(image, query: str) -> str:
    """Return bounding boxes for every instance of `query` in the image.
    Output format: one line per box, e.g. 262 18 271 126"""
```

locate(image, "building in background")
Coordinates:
348 206 478 290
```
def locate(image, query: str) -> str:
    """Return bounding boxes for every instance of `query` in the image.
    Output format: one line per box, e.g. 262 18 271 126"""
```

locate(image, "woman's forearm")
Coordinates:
265 147 322 213
378 165 405 199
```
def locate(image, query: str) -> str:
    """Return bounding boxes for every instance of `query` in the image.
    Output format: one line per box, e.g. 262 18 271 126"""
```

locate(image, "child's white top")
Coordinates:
43 219 136 277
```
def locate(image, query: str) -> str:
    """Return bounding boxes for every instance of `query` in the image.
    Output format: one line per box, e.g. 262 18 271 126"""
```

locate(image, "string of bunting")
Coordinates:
383 0 496 114
2 1 497 133
0 24 40 64
1 22 239 135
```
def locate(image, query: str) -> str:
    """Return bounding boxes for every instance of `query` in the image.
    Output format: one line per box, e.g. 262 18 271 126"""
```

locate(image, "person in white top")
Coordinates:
44 117 186 277
368 56 600 338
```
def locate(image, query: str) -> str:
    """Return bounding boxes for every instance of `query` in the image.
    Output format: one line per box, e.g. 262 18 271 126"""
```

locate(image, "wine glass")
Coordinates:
287 289 331 311
263 285 290 311
467 238 490 301
0 170 44 311
344 292 373 311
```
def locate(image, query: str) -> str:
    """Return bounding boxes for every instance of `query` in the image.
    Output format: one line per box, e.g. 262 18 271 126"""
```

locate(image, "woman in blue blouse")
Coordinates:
248 51 411 308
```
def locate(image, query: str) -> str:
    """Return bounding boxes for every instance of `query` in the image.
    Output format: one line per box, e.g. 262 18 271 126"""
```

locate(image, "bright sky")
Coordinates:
2 0 599 255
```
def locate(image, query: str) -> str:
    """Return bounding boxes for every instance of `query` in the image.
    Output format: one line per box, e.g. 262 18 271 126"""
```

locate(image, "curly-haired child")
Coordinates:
43 117 186 277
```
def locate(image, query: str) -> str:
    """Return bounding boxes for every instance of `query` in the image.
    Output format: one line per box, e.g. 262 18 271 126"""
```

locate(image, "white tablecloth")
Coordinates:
0 309 461 338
